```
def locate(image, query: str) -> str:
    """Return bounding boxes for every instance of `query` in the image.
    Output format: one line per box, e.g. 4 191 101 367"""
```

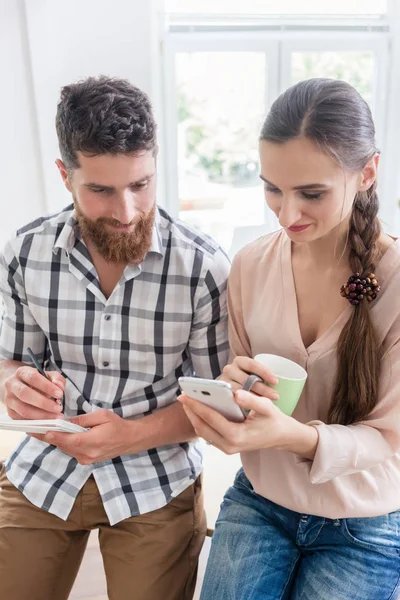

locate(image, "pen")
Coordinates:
26 347 63 407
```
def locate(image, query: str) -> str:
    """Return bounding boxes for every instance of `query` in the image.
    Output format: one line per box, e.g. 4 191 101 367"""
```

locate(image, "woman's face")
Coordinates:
259 137 377 243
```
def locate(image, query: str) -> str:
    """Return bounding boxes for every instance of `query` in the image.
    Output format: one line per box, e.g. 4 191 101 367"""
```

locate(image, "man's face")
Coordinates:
57 151 157 264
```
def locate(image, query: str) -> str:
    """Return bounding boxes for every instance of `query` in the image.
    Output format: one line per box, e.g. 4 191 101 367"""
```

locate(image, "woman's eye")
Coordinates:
301 191 324 200
265 186 280 194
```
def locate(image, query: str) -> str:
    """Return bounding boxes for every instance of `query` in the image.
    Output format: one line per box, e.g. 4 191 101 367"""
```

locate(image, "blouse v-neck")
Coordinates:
280 232 400 359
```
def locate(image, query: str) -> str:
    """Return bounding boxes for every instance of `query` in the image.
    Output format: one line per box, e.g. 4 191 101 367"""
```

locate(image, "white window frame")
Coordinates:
160 8 400 232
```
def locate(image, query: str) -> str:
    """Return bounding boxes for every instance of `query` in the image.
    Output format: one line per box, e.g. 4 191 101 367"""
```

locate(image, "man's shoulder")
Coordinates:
5 205 74 259
15 204 73 238
157 206 227 261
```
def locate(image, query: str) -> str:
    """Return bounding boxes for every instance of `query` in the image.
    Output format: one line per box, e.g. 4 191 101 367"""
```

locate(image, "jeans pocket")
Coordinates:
341 512 400 557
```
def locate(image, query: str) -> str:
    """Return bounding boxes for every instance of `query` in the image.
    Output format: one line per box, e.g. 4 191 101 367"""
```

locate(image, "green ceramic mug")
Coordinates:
254 354 307 416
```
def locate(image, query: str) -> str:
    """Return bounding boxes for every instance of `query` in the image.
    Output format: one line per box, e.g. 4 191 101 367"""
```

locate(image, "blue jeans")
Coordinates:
200 469 400 600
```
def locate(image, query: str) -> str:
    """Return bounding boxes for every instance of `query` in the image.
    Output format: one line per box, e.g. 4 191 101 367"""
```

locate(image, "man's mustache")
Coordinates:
96 215 144 228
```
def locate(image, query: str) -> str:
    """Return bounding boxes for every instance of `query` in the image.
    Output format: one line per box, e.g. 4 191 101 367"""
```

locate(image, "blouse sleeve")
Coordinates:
226 249 252 361
296 340 400 484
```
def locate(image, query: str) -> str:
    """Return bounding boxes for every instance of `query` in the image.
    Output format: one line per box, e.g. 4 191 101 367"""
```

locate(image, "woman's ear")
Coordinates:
358 153 379 192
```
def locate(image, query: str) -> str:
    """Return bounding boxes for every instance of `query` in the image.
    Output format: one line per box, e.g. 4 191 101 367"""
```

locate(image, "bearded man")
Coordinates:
0 76 230 600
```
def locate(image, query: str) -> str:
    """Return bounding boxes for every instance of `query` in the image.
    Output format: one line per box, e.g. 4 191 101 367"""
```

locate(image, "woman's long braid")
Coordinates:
328 184 382 425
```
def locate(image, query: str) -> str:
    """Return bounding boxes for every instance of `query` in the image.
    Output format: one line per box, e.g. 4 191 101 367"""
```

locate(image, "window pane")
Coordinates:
291 51 375 105
176 52 267 251
167 0 387 15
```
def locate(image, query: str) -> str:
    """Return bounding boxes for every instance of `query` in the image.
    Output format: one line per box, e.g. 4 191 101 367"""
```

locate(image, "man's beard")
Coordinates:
74 201 156 265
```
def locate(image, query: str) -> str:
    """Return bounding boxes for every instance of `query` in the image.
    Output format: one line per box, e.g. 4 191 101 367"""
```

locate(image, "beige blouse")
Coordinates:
228 229 400 518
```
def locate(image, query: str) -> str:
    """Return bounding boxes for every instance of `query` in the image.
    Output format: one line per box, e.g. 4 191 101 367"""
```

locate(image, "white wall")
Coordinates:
0 0 47 244
0 0 163 243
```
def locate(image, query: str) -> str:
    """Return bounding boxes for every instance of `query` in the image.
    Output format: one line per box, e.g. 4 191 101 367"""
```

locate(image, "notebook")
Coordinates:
0 415 87 434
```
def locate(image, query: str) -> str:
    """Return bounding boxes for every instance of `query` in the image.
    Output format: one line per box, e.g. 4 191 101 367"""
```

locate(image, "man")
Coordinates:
0 76 230 600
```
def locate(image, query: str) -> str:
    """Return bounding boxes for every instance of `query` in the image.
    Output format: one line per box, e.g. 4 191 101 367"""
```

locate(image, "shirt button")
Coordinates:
103 361 109 367
104 314 111 321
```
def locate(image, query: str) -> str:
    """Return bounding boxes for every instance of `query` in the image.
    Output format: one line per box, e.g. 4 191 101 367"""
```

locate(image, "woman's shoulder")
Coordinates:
233 228 284 267
374 237 400 344
377 236 400 288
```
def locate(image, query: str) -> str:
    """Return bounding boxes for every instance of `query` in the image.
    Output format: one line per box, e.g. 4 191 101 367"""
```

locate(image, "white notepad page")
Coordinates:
0 415 87 434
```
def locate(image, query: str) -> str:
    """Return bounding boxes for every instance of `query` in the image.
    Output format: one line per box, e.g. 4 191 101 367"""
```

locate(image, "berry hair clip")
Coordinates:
340 272 380 306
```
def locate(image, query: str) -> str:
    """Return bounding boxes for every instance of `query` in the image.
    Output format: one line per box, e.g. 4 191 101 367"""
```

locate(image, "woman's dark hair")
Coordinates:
260 78 382 425
55 75 157 169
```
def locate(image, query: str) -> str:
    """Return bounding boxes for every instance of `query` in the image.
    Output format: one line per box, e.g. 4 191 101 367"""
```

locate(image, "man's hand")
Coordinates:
4 365 65 420
30 410 135 464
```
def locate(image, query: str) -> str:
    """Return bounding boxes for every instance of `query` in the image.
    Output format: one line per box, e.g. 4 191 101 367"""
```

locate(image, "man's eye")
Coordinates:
132 182 148 191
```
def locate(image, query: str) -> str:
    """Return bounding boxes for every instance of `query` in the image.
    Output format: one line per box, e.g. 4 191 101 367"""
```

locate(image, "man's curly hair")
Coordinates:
55 76 157 169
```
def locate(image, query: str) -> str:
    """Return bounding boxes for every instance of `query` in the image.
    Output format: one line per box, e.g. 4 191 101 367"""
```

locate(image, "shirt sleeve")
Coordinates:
0 239 46 363
188 247 230 379
226 248 252 360
295 340 400 484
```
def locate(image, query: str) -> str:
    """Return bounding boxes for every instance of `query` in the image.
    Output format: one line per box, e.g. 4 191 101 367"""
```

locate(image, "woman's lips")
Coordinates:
287 224 311 232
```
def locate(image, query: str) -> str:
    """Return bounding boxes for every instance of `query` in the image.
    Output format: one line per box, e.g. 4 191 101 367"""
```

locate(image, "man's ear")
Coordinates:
153 145 159 165
55 159 72 192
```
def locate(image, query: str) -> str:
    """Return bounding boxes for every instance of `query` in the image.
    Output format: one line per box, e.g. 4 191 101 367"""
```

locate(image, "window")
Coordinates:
290 51 375 103
176 52 266 249
162 2 398 250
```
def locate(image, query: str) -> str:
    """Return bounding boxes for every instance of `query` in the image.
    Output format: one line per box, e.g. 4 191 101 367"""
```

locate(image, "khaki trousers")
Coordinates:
0 467 206 600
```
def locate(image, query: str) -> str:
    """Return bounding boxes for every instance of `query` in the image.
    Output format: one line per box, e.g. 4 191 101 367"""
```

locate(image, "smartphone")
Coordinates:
178 377 245 422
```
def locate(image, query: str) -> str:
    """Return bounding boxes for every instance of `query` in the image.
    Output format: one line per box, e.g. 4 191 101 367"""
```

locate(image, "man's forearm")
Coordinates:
0 360 23 405
127 401 197 453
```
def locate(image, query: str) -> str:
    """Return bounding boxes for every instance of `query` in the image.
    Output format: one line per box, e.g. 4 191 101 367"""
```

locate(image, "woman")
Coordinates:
178 78 400 599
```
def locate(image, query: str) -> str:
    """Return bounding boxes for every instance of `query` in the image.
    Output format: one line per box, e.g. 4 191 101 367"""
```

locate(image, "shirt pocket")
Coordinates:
341 511 400 557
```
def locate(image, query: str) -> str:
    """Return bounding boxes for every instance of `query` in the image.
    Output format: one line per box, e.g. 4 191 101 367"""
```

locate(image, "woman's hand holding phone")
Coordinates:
178 386 294 455
177 357 299 455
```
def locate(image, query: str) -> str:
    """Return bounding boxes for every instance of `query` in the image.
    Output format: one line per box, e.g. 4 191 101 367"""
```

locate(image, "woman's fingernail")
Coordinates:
271 392 280 401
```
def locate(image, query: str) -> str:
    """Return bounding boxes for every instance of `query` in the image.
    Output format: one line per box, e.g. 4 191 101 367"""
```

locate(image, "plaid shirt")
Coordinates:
0 205 230 525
